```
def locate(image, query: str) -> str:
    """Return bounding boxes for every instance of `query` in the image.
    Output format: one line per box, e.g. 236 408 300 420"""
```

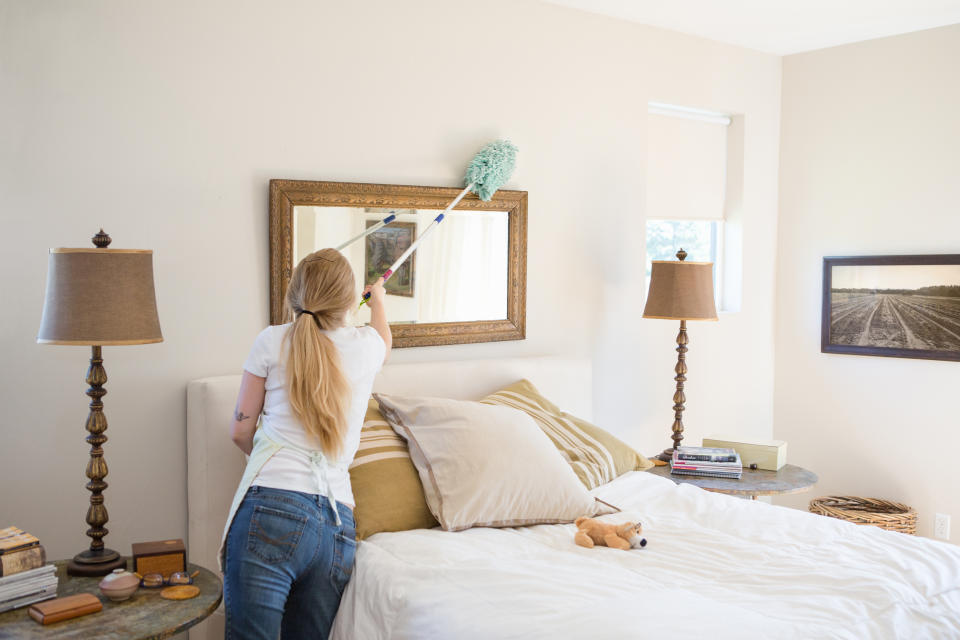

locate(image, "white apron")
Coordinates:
218 425 347 572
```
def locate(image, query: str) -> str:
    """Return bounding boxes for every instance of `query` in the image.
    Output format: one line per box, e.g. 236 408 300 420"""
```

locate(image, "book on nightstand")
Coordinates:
0 527 45 577
0 565 59 613
0 545 46 577
0 527 58 613
0 526 40 555
671 447 743 479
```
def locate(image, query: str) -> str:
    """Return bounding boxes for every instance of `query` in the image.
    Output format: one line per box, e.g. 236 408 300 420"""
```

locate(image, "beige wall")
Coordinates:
774 24 960 542
0 0 781 560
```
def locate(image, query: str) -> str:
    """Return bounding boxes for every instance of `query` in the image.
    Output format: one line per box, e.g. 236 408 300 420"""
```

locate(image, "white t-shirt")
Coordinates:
242 323 386 506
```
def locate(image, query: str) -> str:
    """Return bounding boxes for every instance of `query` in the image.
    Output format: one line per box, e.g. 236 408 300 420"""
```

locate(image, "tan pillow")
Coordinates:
481 379 653 489
375 393 613 532
348 399 438 540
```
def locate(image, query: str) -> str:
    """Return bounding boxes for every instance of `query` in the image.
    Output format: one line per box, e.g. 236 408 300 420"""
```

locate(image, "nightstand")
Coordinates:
0 559 221 639
647 463 818 500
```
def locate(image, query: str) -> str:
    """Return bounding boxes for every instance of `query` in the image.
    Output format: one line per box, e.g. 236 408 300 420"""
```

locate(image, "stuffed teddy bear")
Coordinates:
574 516 647 550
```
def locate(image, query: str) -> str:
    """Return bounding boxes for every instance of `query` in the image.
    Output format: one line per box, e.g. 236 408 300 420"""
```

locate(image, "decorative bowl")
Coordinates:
98 568 140 602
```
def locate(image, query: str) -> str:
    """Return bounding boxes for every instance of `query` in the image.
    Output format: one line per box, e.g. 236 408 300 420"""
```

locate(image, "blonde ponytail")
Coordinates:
284 248 356 456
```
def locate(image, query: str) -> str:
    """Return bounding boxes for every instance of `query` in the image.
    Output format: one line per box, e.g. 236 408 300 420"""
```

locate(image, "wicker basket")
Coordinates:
809 496 917 535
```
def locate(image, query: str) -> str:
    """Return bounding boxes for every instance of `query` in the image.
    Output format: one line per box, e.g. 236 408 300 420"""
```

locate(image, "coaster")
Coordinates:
160 585 200 600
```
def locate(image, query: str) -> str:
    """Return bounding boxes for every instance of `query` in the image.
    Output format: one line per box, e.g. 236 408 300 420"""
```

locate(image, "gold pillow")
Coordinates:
481 379 653 489
348 398 438 539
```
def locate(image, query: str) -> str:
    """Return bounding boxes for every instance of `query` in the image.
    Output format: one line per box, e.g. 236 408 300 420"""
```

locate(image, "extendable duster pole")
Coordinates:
335 213 397 251
359 188 471 306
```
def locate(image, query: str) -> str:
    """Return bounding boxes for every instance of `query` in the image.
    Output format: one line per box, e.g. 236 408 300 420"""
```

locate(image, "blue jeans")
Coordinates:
224 485 357 640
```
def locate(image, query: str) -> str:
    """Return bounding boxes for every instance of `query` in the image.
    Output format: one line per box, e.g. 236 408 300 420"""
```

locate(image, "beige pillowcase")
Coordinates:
481 379 654 489
375 393 613 532
348 399 439 540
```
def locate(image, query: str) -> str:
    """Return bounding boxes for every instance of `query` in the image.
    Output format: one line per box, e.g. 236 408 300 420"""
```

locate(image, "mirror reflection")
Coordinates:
293 206 509 325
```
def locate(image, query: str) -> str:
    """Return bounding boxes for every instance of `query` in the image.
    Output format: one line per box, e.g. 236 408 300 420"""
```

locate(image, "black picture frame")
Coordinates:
821 254 960 362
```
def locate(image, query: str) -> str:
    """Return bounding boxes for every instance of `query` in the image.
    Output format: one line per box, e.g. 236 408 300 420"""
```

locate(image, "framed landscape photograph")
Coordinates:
365 220 416 298
822 254 960 362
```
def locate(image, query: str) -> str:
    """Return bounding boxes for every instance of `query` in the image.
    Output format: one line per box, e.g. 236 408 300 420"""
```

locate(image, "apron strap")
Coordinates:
263 426 343 526
307 450 341 526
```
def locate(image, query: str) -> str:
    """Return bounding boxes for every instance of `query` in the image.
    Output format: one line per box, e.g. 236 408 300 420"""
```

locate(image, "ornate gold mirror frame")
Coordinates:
269 179 527 348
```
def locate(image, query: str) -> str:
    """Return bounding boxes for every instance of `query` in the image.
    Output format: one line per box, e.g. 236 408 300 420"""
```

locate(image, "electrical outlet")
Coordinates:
934 513 951 540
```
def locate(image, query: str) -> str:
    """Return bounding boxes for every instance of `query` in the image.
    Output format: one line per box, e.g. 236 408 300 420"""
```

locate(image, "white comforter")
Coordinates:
331 471 960 639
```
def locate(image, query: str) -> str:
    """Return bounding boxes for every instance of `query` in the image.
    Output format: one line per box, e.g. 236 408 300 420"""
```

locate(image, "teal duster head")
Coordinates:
464 140 517 201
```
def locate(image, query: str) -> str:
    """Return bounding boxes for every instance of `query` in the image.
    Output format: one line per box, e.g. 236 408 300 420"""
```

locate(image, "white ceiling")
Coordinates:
542 0 960 55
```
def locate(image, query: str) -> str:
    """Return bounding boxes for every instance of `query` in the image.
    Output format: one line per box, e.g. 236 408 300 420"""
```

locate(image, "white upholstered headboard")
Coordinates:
185 356 591 639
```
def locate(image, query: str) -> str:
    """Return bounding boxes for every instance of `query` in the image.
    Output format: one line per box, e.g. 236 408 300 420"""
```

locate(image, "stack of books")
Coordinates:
670 446 743 479
0 527 58 613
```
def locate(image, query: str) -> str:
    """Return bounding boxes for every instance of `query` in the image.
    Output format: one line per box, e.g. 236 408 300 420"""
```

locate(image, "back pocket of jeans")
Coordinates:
247 505 308 564
330 533 357 594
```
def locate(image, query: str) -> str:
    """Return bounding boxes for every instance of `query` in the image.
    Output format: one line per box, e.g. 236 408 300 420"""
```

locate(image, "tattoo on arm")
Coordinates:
234 408 252 422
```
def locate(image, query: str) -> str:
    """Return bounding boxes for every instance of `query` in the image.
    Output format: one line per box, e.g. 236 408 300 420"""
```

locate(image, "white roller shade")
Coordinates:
646 106 729 221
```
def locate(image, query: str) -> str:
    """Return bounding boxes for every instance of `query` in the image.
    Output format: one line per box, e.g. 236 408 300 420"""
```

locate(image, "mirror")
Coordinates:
294 207 509 325
270 180 527 348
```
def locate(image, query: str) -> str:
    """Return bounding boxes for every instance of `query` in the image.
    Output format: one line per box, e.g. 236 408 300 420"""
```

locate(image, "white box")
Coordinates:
702 436 787 471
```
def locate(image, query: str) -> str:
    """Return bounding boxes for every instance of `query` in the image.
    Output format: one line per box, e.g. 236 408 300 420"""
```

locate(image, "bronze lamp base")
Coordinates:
67 548 126 577
655 318 689 463
66 344 125 578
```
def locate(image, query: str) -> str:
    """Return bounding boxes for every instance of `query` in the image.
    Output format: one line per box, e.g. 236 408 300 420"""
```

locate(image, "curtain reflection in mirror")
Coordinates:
423 211 507 322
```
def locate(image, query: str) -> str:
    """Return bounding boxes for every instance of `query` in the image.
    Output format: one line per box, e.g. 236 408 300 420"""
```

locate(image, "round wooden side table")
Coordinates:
647 462 818 499
0 560 221 640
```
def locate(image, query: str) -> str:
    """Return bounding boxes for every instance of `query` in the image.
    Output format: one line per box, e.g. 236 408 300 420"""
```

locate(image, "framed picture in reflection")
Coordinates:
365 220 416 298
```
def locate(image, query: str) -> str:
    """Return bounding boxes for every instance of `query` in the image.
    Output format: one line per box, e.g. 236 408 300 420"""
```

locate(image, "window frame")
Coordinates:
644 218 724 310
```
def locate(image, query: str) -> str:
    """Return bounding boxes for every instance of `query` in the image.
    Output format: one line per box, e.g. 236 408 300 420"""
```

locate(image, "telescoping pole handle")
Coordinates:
359 183 474 307
359 213 444 307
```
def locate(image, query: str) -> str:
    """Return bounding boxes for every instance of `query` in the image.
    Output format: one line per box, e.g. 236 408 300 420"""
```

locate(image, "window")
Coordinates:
645 219 722 306
646 102 738 311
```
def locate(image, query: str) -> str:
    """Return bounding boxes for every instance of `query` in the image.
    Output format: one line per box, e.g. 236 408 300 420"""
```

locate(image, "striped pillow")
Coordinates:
481 379 653 489
375 392 615 532
348 398 438 539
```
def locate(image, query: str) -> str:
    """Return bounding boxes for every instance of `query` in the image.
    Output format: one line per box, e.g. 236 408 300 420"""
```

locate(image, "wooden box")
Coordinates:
702 436 787 471
29 593 102 625
132 539 186 579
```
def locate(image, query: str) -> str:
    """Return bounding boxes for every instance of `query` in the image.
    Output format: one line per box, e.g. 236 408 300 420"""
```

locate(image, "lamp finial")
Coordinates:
92 229 112 248
676 248 687 261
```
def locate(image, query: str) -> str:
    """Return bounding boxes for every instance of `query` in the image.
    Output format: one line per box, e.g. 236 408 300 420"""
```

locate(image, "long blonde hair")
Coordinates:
284 248 355 456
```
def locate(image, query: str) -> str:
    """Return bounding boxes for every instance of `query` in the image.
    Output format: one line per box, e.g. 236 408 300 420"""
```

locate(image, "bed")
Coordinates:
186 357 960 639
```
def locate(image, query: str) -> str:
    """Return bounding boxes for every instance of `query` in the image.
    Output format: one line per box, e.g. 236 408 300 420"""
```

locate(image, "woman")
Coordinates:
221 248 390 639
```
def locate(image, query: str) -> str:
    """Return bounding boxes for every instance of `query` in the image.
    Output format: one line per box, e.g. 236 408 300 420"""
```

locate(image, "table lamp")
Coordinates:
642 248 717 461
37 230 162 576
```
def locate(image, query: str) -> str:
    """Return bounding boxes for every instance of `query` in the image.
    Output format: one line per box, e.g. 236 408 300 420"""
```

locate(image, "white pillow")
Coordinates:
374 393 613 532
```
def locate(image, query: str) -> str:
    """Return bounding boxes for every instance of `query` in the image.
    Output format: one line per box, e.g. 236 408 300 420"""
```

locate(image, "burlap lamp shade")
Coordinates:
36 231 162 576
642 260 718 321
38 249 163 345
643 249 717 461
